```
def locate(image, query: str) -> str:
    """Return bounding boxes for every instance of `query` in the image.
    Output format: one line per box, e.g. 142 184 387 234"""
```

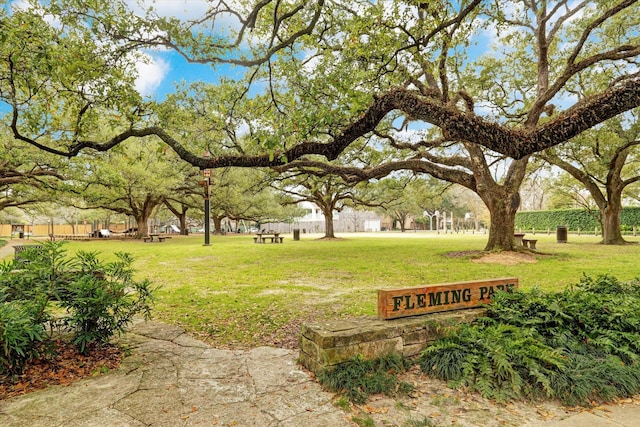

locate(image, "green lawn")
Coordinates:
3 232 640 347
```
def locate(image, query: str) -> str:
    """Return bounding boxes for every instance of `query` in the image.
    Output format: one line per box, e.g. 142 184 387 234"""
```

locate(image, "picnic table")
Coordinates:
253 232 284 244
143 234 167 243
513 233 525 246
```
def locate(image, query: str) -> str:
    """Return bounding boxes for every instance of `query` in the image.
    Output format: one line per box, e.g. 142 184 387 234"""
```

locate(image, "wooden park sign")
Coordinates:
378 277 518 320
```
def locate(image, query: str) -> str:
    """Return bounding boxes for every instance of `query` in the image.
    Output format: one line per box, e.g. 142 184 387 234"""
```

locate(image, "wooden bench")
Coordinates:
522 239 538 249
264 236 284 243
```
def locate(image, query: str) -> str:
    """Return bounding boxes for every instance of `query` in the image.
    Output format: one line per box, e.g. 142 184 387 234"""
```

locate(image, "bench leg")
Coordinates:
279 237 284 243
253 237 258 243
522 240 528 248
529 241 537 250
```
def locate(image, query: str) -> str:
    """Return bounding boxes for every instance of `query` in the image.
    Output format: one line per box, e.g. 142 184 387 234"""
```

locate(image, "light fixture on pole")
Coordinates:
201 152 212 246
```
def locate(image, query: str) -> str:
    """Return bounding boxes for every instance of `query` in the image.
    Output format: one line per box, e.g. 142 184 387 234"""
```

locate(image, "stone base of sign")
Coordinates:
298 308 486 374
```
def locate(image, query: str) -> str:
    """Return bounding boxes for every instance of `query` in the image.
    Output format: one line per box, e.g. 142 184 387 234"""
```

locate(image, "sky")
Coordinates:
130 0 226 100
135 51 232 100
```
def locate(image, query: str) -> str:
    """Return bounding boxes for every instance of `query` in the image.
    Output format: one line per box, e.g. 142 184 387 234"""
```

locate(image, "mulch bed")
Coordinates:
0 340 123 400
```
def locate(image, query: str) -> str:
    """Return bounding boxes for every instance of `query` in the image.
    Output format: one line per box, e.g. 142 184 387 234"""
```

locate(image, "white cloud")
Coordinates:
129 0 211 20
135 54 171 96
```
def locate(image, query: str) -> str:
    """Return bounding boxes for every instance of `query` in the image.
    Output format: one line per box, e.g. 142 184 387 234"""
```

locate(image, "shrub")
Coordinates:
0 241 156 373
418 274 640 405
0 299 47 375
419 323 565 401
0 242 72 303
60 251 155 353
515 207 640 231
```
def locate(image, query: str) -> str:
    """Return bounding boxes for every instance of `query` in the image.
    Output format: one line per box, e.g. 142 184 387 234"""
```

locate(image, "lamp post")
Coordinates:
201 153 212 246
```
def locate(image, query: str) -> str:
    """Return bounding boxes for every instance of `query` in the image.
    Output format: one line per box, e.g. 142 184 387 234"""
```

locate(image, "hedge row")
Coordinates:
515 207 640 232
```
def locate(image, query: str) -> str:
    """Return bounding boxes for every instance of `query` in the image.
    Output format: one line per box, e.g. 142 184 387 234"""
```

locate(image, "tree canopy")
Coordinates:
1 0 639 248
1 1 637 162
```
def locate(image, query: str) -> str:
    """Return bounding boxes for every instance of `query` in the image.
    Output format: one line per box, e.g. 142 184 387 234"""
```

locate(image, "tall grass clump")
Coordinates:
317 353 414 403
419 274 640 406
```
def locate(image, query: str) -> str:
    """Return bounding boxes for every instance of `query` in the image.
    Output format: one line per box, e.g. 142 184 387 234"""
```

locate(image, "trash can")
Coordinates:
293 229 300 241
18 232 24 239
556 226 568 243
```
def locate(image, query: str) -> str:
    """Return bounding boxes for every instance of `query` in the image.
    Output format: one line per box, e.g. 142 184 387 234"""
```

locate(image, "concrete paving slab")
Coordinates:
543 412 621 426
64 408 146 427
112 387 187 425
595 404 640 426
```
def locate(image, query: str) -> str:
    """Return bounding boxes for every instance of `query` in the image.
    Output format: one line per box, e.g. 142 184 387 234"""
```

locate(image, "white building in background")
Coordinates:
297 201 325 223
262 201 382 233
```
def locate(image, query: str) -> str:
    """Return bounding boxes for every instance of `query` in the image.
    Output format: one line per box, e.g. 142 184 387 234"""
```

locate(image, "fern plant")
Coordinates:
419 274 640 406
419 323 564 401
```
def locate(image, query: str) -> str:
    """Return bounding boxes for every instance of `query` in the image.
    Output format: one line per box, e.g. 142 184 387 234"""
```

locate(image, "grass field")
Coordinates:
2 231 640 347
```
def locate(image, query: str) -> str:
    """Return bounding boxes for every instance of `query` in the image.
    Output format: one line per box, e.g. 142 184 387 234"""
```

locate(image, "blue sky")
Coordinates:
130 0 229 100
135 50 236 100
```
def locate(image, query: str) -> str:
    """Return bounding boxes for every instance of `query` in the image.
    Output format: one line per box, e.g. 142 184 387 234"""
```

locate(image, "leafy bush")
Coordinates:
59 251 156 353
0 300 47 375
0 241 156 374
318 353 413 403
418 274 640 405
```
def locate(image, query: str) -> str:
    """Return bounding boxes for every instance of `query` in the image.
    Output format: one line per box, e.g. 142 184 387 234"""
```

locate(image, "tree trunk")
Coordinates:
322 208 335 238
162 200 190 235
482 190 520 251
212 216 224 234
601 202 627 245
398 217 407 232
178 213 188 235
135 215 150 238
133 196 161 238
541 148 632 246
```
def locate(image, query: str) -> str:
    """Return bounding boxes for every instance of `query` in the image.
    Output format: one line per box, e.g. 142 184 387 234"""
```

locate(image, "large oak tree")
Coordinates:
2 1 640 249
540 110 640 244
69 139 189 238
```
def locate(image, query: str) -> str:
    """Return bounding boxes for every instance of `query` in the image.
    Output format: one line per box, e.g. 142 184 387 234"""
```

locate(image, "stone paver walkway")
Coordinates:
0 321 350 427
0 239 21 260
